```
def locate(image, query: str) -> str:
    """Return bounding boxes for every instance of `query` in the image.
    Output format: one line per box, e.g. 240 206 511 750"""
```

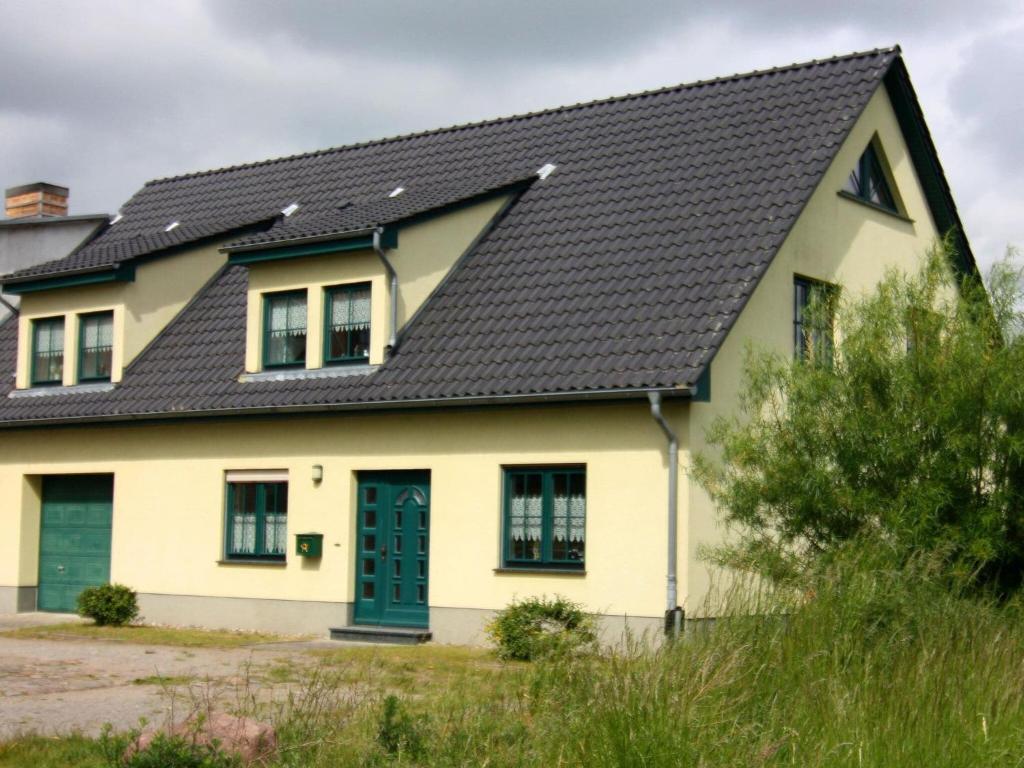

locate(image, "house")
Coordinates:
0 183 109 320
0 47 974 644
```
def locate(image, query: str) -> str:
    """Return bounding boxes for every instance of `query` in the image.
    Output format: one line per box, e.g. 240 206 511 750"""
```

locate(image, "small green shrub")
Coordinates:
77 583 139 626
487 594 596 661
376 694 425 759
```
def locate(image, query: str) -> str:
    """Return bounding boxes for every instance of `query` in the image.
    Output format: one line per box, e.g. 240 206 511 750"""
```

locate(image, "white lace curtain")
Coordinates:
270 298 307 335
83 316 113 349
331 288 371 330
35 322 64 355
232 510 256 554
553 491 586 542
509 491 543 542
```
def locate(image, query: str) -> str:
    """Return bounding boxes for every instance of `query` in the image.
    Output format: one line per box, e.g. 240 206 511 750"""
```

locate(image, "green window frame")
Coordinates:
31 316 65 386
262 290 307 369
77 311 114 382
225 481 288 560
844 142 898 213
323 282 372 365
794 276 836 363
503 466 586 570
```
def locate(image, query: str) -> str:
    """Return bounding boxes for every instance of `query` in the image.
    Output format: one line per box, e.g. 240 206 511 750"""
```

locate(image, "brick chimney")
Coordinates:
5 182 69 219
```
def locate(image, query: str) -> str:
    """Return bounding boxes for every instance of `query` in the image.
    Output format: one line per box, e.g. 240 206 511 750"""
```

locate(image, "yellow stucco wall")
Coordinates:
682 86 948 614
243 195 510 372
0 402 682 619
15 241 227 387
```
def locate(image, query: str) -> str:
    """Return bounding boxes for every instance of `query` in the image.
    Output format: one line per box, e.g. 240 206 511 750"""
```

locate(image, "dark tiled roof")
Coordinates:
227 168 538 250
0 49 906 425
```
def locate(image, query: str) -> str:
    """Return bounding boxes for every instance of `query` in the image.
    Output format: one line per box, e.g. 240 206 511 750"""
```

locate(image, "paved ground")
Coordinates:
0 616 331 739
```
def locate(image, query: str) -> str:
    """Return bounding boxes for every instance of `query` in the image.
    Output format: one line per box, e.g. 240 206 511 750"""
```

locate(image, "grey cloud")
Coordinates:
0 0 1019 267
207 0 690 67
950 30 1024 174
208 0 1016 70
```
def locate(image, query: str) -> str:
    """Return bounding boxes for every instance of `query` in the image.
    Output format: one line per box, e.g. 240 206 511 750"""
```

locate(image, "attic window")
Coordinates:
164 221 180 232
843 141 898 213
281 202 300 217
110 213 123 225
388 187 405 198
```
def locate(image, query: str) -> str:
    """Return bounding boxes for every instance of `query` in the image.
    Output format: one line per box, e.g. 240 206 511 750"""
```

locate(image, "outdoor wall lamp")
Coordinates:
312 464 324 484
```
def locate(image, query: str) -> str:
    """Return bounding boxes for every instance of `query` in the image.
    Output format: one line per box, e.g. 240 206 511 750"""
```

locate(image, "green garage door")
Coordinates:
38 475 114 613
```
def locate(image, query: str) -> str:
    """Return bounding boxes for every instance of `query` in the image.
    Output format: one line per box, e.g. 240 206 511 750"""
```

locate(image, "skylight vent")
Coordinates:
281 202 300 217
110 213 123 225
164 221 180 232
536 163 557 180
388 187 405 198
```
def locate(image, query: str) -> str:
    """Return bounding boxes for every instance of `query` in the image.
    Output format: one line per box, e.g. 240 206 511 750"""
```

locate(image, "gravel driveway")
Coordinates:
0 620 331 739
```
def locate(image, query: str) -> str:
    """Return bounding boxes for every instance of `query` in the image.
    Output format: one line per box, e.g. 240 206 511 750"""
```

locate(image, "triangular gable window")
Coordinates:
844 141 898 213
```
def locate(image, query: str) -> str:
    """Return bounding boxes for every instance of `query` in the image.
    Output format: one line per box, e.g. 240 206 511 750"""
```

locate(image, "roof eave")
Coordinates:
1 262 135 294
0 384 694 429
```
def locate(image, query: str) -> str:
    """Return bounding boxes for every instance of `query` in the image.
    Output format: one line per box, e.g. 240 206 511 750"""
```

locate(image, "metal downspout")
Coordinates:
649 391 683 638
373 227 398 355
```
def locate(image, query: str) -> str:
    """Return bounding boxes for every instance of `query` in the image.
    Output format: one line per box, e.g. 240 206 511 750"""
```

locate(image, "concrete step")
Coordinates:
329 625 432 645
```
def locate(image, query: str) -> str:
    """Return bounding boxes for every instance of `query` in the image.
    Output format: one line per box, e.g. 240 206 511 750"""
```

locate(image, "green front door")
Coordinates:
354 471 430 628
38 475 113 613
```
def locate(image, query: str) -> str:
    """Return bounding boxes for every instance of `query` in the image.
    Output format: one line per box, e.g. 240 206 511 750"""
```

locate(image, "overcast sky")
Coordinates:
1 1 1021 271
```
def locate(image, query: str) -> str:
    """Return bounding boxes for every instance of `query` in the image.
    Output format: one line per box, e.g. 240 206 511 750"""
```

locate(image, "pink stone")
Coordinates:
127 712 277 765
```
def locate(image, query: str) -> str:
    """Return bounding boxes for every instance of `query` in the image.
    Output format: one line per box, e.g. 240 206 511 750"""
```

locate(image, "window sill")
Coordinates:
837 190 914 224
493 567 586 577
9 381 116 399
216 559 287 567
239 364 378 383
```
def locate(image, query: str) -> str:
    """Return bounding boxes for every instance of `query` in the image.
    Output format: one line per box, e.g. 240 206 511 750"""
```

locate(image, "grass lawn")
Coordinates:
0 735 105 768
0 622 292 648
5 574 1024 767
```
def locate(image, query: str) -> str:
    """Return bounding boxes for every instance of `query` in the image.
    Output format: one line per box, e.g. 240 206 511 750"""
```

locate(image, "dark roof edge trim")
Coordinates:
3 262 135 294
226 232 383 264
0 385 694 429
223 227 377 254
883 59 979 281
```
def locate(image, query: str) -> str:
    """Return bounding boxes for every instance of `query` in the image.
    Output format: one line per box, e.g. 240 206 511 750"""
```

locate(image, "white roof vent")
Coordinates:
110 213 123 225
281 202 300 217
164 221 180 232
388 186 405 198
536 163 557 180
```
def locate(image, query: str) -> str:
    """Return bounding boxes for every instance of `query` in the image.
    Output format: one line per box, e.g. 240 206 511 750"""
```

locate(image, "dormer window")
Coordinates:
31 316 64 386
263 290 307 369
844 141 898 213
324 283 372 365
78 311 114 382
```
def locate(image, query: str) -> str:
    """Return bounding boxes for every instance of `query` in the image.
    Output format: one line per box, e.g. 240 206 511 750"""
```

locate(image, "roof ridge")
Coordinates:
144 46 900 187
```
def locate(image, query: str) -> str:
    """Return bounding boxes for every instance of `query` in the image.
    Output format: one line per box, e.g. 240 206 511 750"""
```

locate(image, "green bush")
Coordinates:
487 595 596 661
77 583 139 626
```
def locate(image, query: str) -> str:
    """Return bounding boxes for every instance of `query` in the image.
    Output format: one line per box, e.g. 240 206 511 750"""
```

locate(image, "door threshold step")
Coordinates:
329 625 432 645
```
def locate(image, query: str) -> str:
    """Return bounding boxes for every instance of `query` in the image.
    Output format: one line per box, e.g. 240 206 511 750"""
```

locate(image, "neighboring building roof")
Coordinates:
0 213 109 229
0 47 975 426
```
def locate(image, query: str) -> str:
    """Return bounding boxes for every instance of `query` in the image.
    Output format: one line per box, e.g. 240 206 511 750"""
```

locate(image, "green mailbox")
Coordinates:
295 533 323 558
